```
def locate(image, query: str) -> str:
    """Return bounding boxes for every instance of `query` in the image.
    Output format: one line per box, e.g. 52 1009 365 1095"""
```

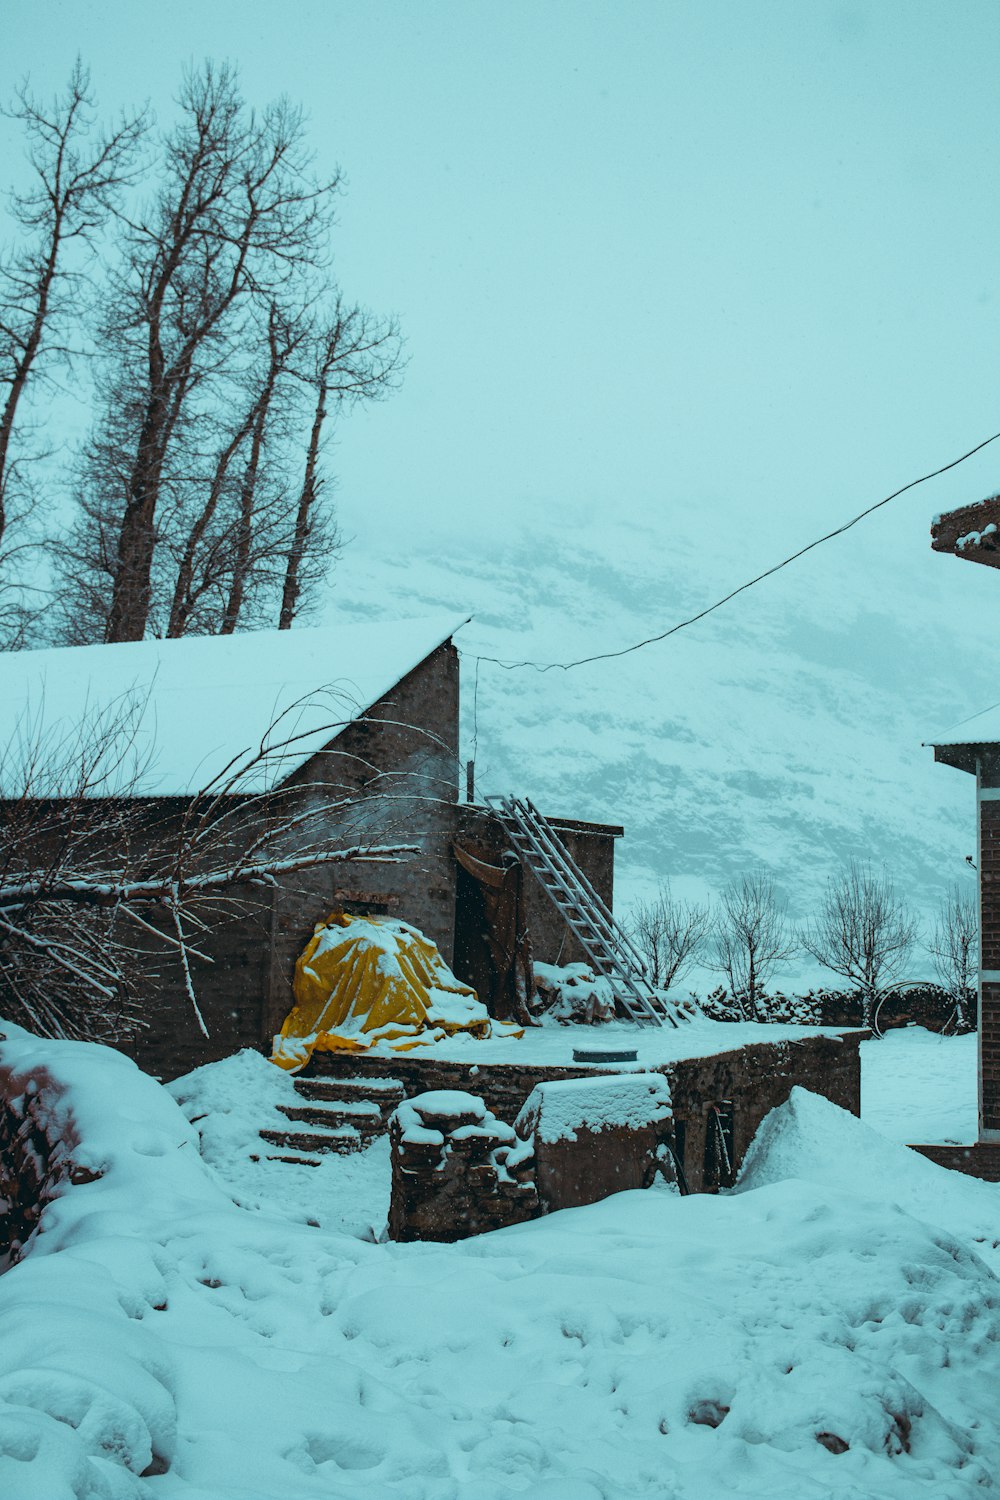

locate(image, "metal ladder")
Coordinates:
486 794 682 1028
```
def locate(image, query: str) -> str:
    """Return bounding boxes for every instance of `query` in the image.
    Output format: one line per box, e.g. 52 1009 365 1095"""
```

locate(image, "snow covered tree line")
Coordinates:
629 864 977 1033
0 59 403 646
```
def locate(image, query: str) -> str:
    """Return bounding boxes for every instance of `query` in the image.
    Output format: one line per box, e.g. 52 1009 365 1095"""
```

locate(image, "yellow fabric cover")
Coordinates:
271 912 519 1071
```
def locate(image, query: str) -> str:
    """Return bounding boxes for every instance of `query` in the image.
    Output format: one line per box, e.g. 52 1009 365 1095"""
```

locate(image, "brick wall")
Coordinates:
909 1142 1000 1181
982 795 1000 1136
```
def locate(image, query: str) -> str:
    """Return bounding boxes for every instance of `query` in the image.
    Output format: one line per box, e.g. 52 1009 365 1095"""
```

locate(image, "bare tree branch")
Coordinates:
931 879 977 1031
710 869 796 1019
630 881 709 992
0 687 422 1042
803 860 919 1030
0 60 144 635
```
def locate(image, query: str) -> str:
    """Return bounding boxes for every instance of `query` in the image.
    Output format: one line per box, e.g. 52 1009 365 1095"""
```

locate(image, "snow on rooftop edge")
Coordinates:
925 694 1000 749
0 614 469 797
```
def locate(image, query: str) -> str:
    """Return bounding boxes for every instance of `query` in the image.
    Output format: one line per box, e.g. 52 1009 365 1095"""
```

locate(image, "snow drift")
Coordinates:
2 1028 1000 1497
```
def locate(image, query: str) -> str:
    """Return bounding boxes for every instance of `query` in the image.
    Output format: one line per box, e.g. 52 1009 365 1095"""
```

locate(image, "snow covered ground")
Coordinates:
349 1014 854 1067
861 1027 978 1146
0 1023 994 1499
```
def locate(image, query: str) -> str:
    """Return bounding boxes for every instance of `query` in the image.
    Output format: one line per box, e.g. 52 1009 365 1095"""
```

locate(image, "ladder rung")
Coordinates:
485 793 686 1029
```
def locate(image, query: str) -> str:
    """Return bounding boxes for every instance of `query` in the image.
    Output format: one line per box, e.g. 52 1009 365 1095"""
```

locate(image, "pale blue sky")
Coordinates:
5 0 1000 568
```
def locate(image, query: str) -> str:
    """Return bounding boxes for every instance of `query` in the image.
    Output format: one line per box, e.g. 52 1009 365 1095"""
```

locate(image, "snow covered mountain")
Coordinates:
328 502 995 986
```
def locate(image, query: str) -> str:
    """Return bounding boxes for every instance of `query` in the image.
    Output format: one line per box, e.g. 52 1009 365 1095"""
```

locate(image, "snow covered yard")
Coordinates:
861 1026 978 1146
1 1023 997 1499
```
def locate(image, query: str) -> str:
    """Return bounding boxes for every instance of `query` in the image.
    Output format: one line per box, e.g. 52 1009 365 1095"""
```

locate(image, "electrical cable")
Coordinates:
467 427 1000 674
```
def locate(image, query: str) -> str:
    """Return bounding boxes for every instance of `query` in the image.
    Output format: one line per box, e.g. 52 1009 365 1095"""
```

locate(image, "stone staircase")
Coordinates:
260 1075 405 1164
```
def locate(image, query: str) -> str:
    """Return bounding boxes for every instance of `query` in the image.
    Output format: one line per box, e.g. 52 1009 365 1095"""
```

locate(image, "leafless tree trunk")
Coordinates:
102 63 334 643
165 406 257 638
218 303 306 633
803 859 918 1030
931 880 977 1031
279 301 403 629
710 869 796 1019
0 62 143 631
630 882 709 992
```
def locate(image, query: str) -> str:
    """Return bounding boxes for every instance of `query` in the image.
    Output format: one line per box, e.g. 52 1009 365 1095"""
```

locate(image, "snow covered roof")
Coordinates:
0 615 468 797
926 698 1000 772
931 494 1000 568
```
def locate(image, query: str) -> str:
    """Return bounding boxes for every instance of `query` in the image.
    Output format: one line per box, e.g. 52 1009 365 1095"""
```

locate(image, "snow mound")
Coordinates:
168 1047 391 1237
739 1084 1000 1250
4 1033 1000 1498
0 1024 224 1494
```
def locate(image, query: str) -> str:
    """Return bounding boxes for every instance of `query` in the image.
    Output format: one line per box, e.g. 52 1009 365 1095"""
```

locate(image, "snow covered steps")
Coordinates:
260 1076 405 1163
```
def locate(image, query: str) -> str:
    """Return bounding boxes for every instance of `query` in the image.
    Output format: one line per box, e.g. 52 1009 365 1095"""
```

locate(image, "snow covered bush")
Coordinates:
532 962 617 1024
697 985 820 1025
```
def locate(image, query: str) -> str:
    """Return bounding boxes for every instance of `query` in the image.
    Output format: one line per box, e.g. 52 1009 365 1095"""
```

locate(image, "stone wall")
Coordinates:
387 1076 674 1243
265 640 462 1041
813 987 976 1033
388 1091 538 1242
454 805 622 981
314 1030 863 1197
668 1034 860 1192
521 818 620 967
126 642 462 1081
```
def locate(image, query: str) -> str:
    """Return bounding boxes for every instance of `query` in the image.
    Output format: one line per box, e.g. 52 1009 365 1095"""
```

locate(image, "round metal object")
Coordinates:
571 1046 638 1064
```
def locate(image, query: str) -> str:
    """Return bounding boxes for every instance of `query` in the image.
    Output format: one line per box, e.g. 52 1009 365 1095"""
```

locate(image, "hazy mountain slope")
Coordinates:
329 508 994 983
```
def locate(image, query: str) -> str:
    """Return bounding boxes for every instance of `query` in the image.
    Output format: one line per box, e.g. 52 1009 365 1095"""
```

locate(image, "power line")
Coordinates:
467 427 1000 674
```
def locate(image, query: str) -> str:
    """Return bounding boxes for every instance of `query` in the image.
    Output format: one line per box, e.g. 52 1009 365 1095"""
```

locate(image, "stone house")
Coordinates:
928 495 1000 1177
0 617 621 1079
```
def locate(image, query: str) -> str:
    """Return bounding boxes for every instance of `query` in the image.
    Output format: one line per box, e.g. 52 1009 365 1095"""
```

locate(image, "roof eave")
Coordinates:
930 742 980 775
930 496 1000 568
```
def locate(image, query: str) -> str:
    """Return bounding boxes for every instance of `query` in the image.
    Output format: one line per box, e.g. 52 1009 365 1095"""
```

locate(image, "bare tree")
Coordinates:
0 61 143 635
931 880 978 1031
630 881 710 992
162 297 311 637
0 691 417 1043
279 300 403 629
710 869 796 1019
92 62 335 643
45 64 403 644
803 860 918 1029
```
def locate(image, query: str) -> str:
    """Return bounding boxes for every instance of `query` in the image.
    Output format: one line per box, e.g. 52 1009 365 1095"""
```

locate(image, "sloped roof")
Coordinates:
0 615 468 797
926 698 1000 773
931 494 1000 568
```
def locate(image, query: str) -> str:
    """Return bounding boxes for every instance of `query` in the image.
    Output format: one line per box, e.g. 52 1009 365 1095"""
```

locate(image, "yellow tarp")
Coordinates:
271 912 521 1072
